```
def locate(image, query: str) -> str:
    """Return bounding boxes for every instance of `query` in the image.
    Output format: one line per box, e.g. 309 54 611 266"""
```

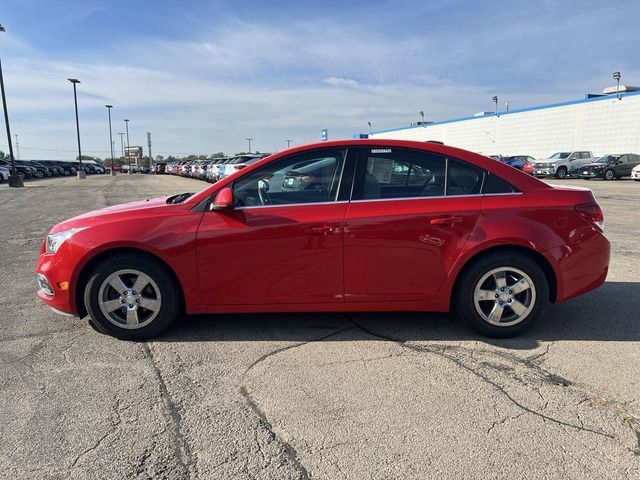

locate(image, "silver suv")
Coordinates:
533 151 594 179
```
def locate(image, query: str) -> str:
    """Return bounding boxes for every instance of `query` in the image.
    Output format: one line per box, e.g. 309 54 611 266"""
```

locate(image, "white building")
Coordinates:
367 88 640 159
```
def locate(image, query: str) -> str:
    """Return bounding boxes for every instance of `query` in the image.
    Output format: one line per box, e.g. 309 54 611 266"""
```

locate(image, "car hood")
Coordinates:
50 196 178 233
580 162 606 169
535 159 557 165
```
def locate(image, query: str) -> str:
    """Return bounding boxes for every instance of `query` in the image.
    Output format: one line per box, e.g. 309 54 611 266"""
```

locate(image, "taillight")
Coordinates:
575 202 604 231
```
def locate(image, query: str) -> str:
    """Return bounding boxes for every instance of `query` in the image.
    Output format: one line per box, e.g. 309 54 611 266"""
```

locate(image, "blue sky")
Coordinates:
1 0 639 159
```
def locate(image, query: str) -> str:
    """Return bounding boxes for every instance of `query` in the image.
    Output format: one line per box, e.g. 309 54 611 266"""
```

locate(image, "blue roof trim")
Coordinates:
369 90 640 135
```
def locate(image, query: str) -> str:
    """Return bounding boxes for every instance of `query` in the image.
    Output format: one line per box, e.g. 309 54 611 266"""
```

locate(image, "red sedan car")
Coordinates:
36 140 609 339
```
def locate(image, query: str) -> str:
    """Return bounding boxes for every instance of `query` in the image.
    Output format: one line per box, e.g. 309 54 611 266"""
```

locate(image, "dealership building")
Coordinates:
366 86 640 159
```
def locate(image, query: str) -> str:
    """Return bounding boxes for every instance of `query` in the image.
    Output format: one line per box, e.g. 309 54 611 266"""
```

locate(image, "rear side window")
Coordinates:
483 172 518 194
447 160 483 196
358 149 446 200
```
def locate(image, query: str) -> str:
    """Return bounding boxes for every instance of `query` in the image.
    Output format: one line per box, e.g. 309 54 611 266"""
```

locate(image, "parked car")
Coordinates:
500 155 536 171
0 165 9 182
154 162 167 174
532 151 594 179
221 154 270 180
51 161 77 176
36 139 609 340
26 161 53 178
579 154 640 180
632 163 640 181
0 159 34 179
35 160 64 176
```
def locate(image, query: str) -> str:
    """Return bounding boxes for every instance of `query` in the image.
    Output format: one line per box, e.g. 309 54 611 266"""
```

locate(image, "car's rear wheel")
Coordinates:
455 252 549 337
554 167 567 179
84 254 180 340
604 169 615 181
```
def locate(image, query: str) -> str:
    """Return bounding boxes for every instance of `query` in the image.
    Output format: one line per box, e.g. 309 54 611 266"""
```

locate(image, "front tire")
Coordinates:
454 252 549 338
84 254 180 340
604 169 615 181
554 167 567 179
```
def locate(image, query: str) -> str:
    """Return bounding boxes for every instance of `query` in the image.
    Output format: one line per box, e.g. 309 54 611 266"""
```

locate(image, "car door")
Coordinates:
343 147 484 303
195 147 353 306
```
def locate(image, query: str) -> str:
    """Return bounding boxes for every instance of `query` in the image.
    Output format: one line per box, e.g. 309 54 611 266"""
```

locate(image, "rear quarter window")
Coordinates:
482 172 518 194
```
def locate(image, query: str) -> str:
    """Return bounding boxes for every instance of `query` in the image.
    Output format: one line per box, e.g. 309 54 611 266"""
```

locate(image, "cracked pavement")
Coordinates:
0 174 639 479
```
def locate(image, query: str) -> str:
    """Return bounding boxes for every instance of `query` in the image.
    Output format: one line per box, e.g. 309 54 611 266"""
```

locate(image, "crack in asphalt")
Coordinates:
343 315 619 440
238 325 357 480
141 342 196 479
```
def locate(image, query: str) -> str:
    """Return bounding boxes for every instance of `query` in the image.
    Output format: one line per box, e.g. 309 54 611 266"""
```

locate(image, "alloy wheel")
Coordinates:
473 267 537 327
97 269 162 329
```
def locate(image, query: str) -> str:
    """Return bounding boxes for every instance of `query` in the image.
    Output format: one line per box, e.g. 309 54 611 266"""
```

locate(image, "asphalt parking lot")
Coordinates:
1 174 639 479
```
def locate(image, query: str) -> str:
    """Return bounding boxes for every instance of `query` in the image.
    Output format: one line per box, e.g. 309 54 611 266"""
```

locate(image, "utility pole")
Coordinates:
147 132 152 173
105 105 115 176
124 119 131 175
117 133 125 158
0 25 22 187
68 78 85 179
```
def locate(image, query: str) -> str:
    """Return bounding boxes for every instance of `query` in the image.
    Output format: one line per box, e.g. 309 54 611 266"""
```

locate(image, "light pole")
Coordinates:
505 101 509 112
419 111 424 123
124 119 131 175
368 121 372 135
285 139 292 148
0 24 22 187
68 78 85 179
117 132 125 159
492 96 499 116
105 105 115 176
613 71 621 100
245 137 253 153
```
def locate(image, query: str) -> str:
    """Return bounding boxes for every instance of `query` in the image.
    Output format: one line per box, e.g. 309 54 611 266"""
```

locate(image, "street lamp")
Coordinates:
68 78 85 179
419 111 424 123
117 132 125 159
0 24 22 187
245 137 253 153
613 71 622 100
492 96 499 116
124 119 131 175
368 121 372 135
105 105 115 176
286 139 292 148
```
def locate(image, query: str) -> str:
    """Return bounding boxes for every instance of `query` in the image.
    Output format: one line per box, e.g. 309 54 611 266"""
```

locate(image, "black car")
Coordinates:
0 159 34 179
38 160 74 176
578 154 640 180
25 161 53 178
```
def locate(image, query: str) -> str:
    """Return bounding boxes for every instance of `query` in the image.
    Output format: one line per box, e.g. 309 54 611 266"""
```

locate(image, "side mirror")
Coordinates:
212 187 234 210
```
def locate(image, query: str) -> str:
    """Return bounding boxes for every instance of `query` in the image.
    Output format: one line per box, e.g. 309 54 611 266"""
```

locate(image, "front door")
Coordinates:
196 148 351 306
344 147 483 302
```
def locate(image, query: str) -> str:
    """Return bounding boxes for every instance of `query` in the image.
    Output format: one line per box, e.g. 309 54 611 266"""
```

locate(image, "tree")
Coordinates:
0 150 5 160
155 155 165 162
210 152 226 158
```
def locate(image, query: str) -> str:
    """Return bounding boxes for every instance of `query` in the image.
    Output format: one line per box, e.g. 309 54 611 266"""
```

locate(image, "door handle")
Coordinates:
430 216 464 227
304 225 335 235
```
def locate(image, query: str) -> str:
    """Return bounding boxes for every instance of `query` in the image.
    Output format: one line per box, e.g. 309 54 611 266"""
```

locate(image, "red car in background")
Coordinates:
36 140 609 340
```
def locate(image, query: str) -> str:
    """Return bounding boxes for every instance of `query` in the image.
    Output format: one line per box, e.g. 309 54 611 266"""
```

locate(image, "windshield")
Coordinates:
549 152 570 159
595 155 619 164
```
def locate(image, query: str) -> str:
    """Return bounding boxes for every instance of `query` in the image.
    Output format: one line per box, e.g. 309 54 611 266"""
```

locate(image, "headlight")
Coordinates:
46 227 86 254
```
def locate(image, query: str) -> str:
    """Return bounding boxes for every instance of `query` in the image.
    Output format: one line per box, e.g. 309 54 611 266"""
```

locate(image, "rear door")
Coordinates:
343 147 484 302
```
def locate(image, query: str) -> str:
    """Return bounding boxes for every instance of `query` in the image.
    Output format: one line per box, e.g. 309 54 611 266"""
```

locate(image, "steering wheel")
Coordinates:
257 179 272 205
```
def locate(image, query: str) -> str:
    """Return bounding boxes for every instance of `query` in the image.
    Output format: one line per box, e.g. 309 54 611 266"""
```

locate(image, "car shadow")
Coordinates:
154 281 639 351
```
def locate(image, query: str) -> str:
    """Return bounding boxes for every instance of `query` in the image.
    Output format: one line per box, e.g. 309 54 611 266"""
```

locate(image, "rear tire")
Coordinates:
84 254 180 340
454 252 549 338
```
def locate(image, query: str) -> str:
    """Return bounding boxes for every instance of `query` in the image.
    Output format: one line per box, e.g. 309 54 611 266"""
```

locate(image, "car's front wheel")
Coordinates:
604 169 615 181
84 254 180 340
554 167 567 179
455 252 549 337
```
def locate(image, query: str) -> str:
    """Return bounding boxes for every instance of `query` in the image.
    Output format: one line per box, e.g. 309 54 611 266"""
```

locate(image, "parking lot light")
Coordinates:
0 24 23 187
68 78 85 179
105 105 116 176
492 96 499 116
613 71 621 100
245 137 253 154
124 119 131 175
286 139 292 148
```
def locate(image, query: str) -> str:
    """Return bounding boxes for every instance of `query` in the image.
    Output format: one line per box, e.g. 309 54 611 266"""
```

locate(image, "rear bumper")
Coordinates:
553 228 610 302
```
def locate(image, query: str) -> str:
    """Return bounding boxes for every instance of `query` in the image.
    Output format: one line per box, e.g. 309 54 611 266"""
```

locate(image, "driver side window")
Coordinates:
233 149 346 207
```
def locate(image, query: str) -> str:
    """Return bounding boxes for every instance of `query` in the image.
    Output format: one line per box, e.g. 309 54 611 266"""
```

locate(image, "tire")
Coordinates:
454 252 549 338
554 167 567 179
604 169 615 181
84 254 181 340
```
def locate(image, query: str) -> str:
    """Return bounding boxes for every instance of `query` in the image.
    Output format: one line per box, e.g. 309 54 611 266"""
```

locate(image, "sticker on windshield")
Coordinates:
371 149 392 153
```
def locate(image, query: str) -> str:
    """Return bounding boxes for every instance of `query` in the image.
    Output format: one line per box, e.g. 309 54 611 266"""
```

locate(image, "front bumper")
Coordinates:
35 245 78 316
533 167 555 176
578 170 602 178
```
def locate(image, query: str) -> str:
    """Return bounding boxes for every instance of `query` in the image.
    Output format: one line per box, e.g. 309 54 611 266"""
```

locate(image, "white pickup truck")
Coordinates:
532 151 594 179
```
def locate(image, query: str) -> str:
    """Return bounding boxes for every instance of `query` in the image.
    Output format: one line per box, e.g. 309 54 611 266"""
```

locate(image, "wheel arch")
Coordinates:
449 245 558 310
73 247 186 318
